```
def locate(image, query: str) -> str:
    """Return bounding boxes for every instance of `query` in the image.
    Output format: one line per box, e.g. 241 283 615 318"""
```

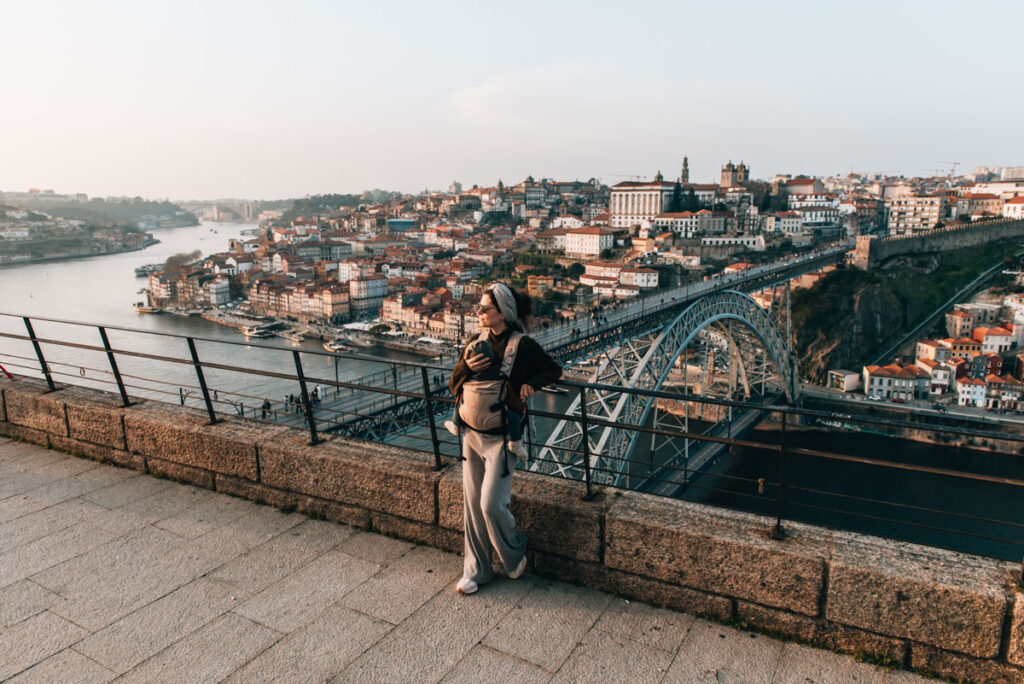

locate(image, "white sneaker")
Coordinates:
444 420 459 436
508 440 528 460
456 577 478 594
509 555 527 580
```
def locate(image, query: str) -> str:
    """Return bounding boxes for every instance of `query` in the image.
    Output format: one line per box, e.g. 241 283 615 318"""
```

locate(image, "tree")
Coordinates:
685 188 701 212
163 250 201 271
600 248 614 259
667 182 684 213
568 262 585 279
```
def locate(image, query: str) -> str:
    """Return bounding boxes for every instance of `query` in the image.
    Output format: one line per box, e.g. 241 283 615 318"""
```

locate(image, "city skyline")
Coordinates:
3 0 1022 200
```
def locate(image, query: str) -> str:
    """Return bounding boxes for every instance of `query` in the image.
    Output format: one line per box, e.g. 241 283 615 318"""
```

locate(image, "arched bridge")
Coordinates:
529 290 798 488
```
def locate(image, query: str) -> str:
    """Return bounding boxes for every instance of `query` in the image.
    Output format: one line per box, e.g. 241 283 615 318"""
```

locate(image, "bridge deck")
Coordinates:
0 438 926 682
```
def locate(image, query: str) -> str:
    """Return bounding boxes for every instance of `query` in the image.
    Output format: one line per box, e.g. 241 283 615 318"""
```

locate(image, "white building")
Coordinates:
886 196 941 235
564 227 614 257
1003 196 1024 219
609 178 676 229
956 377 987 407
620 267 659 288
700 235 765 251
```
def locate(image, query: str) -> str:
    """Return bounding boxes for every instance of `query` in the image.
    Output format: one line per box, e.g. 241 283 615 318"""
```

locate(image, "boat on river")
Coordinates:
134 264 162 277
242 325 275 338
322 340 352 352
134 302 161 314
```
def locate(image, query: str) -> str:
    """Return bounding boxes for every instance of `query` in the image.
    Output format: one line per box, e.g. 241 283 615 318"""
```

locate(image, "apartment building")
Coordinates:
885 196 941 235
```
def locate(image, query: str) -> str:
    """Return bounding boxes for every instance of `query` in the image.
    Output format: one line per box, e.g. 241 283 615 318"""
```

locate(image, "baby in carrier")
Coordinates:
444 336 529 460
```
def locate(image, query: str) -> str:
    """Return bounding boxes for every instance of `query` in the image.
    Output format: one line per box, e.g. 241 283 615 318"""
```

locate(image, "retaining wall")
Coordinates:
853 218 1024 269
2 378 1022 683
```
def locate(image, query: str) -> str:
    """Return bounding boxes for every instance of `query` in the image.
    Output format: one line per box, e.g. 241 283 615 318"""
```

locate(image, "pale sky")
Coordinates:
3 0 1022 200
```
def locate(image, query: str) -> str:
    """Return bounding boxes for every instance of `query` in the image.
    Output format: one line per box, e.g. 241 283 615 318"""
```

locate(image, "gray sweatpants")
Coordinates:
461 429 527 585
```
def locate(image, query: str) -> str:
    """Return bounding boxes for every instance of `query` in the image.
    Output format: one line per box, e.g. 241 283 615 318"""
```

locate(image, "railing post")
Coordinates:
98 326 130 407
420 367 442 470
292 350 320 446
771 410 786 540
23 317 56 391
578 385 595 501
186 338 219 425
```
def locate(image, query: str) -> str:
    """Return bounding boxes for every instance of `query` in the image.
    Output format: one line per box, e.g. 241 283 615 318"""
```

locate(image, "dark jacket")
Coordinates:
450 328 561 413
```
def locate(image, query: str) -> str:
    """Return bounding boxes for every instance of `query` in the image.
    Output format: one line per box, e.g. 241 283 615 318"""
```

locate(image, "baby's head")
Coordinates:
465 338 496 371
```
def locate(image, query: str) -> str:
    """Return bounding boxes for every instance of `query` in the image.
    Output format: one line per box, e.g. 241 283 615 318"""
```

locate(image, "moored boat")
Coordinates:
134 302 161 314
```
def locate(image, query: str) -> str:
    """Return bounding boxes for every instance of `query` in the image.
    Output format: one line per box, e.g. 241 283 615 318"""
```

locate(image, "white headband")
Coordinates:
487 282 521 328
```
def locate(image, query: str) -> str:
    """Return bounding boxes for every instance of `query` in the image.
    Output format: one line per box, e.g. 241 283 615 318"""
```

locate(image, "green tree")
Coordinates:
600 248 614 259
667 182 684 213
685 188 701 212
568 262 585 278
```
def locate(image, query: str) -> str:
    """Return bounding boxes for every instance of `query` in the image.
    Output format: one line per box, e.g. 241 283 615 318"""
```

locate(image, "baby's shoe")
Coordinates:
508 440 528 460
444 420 459 436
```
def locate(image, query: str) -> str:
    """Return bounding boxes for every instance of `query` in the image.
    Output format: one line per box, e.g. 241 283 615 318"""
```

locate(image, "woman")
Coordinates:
449 282 561 595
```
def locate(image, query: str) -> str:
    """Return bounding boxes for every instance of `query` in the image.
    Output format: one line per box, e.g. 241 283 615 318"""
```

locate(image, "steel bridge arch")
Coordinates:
531 290 799 487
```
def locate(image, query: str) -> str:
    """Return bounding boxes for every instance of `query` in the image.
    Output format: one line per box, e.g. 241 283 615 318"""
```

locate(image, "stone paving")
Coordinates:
0 438 929 683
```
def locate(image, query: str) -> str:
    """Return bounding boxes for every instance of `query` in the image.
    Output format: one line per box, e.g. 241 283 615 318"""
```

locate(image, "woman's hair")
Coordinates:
484 283 533 332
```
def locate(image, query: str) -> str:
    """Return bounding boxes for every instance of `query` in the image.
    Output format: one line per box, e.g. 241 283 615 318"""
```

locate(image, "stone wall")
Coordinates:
2 378 1022 683
853 218 1024 269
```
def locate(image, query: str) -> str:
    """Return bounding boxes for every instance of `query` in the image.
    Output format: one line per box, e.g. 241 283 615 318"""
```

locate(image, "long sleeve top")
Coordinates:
449 328 562 413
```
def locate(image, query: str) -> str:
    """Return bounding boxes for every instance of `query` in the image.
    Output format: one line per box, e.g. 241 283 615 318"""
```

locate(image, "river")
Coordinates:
0 221 425 413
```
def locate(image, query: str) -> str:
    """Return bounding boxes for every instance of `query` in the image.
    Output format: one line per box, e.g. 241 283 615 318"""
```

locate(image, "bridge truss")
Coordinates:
529 290 799 488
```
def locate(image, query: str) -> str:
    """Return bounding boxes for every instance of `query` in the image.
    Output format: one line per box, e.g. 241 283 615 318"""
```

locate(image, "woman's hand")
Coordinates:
519 384 535 402
465 353 489 373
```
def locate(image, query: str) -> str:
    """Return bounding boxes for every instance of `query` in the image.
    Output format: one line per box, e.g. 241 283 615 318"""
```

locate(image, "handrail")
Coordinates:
1 310 1021 563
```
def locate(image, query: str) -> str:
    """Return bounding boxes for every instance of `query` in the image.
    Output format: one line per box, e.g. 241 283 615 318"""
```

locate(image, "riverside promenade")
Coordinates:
0 438 926 683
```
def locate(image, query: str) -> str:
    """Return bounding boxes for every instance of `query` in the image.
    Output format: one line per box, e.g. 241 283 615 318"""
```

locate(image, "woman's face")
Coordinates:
477 293 504 330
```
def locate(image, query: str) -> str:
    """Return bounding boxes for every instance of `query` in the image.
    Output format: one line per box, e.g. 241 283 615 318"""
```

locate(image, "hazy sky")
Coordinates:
3 1 1022 200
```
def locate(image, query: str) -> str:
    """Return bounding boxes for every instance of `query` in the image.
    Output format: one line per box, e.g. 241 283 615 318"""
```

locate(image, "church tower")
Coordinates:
720 161 737 187
737 161 749 184
680 156 689 184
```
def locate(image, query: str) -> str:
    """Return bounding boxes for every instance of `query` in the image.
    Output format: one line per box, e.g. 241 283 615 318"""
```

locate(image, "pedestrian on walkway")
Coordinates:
449 282 561 595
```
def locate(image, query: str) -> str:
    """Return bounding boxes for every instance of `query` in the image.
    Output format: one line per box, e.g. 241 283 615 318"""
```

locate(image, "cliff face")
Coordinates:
793 281 903 381
789 242 1015 383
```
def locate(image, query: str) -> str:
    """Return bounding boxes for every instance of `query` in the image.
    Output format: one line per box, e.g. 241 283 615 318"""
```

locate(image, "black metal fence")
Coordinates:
1 311 1022 569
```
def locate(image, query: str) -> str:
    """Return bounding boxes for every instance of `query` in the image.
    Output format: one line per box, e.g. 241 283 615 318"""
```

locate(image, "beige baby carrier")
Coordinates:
457 330 523 434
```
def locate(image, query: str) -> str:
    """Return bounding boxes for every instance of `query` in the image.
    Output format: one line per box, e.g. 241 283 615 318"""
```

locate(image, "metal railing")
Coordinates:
1 310 1022 569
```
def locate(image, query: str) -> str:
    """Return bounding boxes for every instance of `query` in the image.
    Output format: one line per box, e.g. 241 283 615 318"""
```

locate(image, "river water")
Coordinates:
0 221 425 412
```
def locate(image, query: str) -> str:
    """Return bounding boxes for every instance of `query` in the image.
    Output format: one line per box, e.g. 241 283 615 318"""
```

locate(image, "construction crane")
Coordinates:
940 161 960 177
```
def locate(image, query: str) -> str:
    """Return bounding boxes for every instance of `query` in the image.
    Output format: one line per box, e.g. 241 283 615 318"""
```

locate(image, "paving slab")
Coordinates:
334 529 417 565
153 489 257 539
0 498 107 551
592 597 695 654
0 494 50 524
482 579 613 672
0 611 88 680
0 522 121 589
333 578 534 683
772 641 922 683
440 645 550 684
75 577 250 674
7 648 116 684
225 604 393 683
340 545 461 624
663 618 783 684
552 626 674 682
82 473 173 510
117 612 281 684
233 549 380 633
0 579 65 629
189 505 306 565
32 526 218 631
211 518 354 594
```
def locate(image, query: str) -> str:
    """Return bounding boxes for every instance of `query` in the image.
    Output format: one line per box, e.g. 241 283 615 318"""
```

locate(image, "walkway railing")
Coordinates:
1 310 1022 570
